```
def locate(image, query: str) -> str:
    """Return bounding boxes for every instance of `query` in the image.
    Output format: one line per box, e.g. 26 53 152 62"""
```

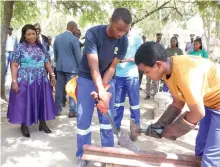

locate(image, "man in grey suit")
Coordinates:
54 21 81 117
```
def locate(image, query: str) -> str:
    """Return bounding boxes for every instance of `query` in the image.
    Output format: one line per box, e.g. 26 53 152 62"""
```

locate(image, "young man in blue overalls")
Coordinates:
114 30 142 141
76 8 132 167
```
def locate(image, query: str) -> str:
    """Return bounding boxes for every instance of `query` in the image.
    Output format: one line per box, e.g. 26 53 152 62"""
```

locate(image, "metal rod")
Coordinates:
138 128 163 135
106 112 119 138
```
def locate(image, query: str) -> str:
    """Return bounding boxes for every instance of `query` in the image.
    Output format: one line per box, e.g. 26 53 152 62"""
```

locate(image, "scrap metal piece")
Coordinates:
106 113 139 152
118 129 140 152
82 145 202 167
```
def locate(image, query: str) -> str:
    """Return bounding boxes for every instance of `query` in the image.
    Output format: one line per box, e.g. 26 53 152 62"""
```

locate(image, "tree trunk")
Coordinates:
201 16 210 53
1 1 15 100
216 21 219 38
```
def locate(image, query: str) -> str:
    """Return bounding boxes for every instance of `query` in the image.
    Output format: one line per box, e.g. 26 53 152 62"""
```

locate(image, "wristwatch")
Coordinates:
50 72 56 77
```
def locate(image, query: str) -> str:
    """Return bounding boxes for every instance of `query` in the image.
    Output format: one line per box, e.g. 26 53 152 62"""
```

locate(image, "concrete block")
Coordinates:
153 92 173 119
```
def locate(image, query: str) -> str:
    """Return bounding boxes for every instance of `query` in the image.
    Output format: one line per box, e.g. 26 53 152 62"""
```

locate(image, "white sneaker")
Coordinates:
76 158 87 167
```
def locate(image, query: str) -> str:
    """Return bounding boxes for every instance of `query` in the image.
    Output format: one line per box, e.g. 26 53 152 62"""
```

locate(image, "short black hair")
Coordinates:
67 21 77 29
112 8 132 24
135 42 167 67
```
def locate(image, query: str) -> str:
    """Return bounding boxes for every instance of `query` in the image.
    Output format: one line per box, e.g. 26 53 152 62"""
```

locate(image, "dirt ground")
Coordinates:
1 75 197 167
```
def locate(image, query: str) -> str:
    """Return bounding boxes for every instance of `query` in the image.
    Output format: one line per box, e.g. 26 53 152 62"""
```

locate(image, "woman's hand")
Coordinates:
51 76 56 87
12 82 19 93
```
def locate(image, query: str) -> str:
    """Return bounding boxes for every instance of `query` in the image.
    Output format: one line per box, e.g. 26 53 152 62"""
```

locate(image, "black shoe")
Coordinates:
69 112 77 118
39 121 52 133
21 123 30 138
57 112 61 116
117 128 121 145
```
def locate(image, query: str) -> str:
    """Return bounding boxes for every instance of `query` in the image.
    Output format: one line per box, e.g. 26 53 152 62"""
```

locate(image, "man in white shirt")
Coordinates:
185 34 195 53
5 27 17 76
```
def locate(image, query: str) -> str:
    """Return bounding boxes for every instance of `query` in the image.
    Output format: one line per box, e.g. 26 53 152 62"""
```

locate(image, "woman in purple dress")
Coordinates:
7 24 56 138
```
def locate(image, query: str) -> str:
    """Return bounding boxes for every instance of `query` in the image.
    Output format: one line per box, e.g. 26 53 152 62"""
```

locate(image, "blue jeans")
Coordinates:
163 82 169 92
55 71 77 113
114 76 140 129
5 51 12 76
195 107 220 167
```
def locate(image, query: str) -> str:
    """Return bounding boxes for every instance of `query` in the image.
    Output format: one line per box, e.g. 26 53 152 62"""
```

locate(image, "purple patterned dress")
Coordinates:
7 42 56 126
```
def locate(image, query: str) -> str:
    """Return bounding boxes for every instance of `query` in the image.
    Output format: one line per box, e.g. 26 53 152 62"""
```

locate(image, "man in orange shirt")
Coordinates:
135 42 220 167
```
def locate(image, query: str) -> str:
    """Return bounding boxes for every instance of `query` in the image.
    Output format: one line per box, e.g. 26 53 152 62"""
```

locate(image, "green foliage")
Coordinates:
8 0 219 40
112 0 150 23
196 0 220 36
53 0 200 36
0 1 4 21
196 0 220 20
11 1 40 29
112 0 144 11
195 0 220 51
78 1 109 27
55 1 108 28
46 1 51 18
137 16 160 39
112 0 194 31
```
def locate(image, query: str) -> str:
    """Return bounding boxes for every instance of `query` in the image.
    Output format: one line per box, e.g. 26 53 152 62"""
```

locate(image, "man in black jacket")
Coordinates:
34 23 49 52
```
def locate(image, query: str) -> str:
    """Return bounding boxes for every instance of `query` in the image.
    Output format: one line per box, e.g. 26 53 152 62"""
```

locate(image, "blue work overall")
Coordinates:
195 107 220 167
114 76 140 129
76 76 115 157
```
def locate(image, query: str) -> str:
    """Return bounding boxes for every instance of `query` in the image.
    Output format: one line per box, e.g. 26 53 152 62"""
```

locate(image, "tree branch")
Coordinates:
173 0 183 17
178 0 196 3
132 13 138 20
163 7 183 17
131 0 172 26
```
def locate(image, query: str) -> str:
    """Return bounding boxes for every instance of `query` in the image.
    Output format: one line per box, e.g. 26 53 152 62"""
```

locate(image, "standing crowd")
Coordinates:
5 7 219 167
